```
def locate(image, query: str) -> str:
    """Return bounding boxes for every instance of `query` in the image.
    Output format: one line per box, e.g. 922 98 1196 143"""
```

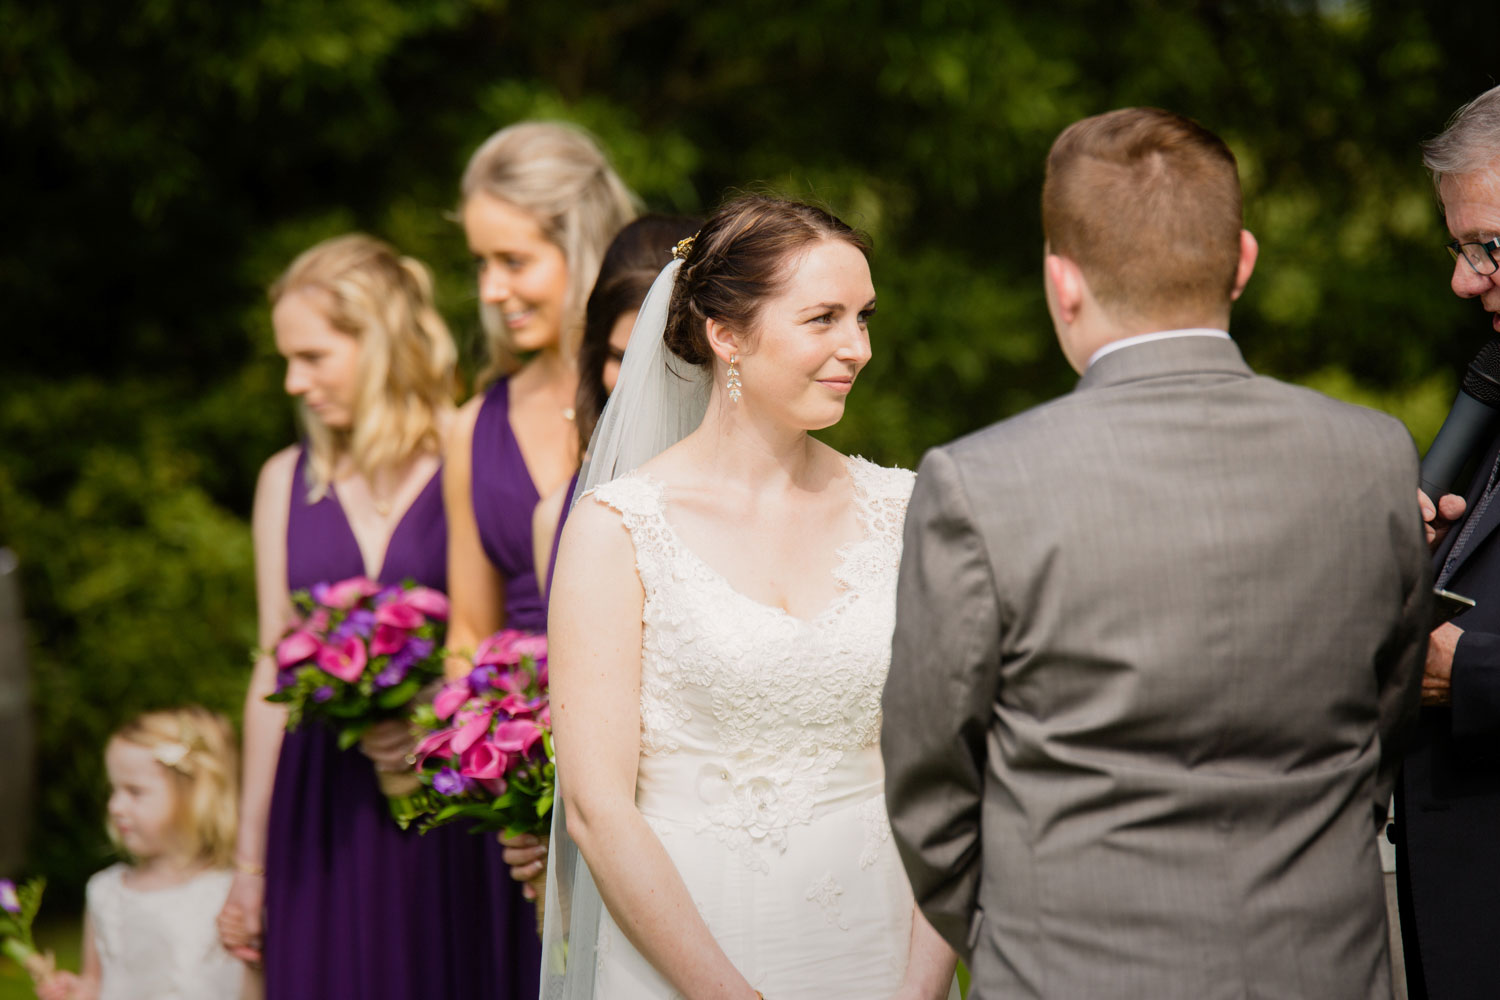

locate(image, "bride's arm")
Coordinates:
893 905 958 999
551 500 759 1000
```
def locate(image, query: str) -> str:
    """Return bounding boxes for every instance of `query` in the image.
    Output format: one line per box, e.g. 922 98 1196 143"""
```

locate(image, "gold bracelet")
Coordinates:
235 859 265 877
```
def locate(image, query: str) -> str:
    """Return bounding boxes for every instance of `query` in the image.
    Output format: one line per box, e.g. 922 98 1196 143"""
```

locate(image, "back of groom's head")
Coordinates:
1043 108 1244 327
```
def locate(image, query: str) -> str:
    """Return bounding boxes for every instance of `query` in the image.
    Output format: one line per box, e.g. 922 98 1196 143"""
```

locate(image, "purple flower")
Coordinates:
432 768 469 797
374 662 407 689
0 879 18 914
274 670 298 693
345 609 377 639
388 637 433 675
467 664 497 695
312 685 335 703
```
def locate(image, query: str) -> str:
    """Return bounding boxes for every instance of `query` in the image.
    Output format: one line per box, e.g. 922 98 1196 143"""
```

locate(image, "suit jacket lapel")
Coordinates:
1435 432 1500 581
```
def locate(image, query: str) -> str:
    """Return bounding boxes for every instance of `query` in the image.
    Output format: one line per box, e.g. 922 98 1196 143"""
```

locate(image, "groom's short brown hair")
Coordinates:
1043 107 1243 324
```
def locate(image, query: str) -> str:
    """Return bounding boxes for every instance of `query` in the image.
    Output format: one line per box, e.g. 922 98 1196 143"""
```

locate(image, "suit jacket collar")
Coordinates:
1075 334 1253 394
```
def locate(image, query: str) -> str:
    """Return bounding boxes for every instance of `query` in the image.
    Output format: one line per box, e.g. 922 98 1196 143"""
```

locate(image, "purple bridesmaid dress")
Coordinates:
263 448 540 999
472 378 552 632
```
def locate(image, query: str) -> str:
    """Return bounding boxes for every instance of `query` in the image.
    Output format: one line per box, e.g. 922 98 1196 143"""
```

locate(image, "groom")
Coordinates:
881 107 1432 999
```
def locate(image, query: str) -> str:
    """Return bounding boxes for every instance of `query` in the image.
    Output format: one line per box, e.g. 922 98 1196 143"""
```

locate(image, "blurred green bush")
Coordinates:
1 0 1495 897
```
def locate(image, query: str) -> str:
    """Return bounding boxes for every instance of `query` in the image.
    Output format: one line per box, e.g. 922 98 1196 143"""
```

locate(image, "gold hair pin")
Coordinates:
671 234 697 261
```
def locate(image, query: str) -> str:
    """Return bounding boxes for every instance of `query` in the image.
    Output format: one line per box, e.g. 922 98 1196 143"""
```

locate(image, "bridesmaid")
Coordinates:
445 120 636 659
216 234 527 998
444 120 636 910
531 214 703 598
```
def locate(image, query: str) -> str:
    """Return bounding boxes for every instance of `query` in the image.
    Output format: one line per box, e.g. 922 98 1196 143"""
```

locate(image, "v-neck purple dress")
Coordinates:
472 379 549 632
263 449 540 999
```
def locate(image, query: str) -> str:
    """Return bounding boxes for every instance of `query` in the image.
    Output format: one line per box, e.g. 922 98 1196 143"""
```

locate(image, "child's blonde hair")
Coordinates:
108 706 239 867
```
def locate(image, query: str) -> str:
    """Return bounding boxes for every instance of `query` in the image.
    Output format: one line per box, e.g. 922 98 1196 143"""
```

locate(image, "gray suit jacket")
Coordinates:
882 336 1431 1000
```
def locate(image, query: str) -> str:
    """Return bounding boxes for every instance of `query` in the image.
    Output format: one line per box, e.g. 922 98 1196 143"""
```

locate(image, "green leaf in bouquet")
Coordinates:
374 676 422 710
335 725 366 751
327 699 368 720
535 793 553 817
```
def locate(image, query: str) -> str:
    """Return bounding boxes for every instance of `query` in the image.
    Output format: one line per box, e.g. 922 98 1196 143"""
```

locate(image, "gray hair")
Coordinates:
1423 84 1500 187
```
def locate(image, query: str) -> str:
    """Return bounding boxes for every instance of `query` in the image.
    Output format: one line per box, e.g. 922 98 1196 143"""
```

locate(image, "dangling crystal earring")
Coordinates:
726 354 742 402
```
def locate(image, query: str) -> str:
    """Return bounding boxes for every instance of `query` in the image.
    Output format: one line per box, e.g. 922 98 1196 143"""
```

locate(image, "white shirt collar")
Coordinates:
1086 328 1231 369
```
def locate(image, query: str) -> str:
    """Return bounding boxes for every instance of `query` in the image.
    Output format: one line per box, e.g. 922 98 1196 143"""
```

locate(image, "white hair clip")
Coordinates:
153 742 189 769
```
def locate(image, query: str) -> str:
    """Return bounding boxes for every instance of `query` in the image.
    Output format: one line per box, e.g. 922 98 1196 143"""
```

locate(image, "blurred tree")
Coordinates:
1 0 1495 895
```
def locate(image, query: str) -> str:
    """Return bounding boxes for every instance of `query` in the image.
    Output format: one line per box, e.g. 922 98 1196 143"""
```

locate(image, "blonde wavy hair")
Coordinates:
108 706 239 868
271 234 458 501
460 121 638 383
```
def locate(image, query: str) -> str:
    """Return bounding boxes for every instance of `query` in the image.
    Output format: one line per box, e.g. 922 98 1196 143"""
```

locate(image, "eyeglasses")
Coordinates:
1446 237 1500 276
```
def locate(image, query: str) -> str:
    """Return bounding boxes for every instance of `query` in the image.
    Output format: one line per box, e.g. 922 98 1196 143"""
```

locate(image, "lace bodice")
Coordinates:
590 457 915 872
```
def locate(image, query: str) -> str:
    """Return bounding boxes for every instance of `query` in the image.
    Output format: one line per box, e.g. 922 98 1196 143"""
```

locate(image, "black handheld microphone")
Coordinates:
1421 338 1500 499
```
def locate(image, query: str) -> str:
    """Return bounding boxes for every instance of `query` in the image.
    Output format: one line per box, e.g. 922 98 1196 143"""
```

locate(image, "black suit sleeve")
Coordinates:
1450 631 1500 739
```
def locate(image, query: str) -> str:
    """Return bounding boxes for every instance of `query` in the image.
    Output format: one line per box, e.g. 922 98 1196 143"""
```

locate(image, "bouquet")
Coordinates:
410 630 554 929
266 576 448 820
0 877 54 986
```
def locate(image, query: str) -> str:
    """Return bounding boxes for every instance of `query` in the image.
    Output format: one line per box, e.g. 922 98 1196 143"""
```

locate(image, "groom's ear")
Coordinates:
704 317 744 364
1044 253 1086 326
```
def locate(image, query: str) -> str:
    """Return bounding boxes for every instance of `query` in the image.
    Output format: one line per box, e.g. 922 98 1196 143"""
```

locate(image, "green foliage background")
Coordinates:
2 0 1497 898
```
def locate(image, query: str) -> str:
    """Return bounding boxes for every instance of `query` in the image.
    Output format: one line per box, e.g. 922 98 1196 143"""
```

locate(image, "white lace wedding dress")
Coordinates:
584 455 949 1000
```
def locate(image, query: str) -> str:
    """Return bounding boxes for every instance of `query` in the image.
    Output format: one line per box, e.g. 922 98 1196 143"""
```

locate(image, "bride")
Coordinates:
544 195 957 999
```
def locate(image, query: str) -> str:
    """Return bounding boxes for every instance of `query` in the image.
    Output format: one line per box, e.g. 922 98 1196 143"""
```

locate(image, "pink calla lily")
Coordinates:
497 692 543 717
491 718 543 755
450 705 497 755
511 634 548 662
370 624 410 656
459 740 510 781
276 631 321 669
412 729 457 768
401 587 450 621
433 683 471 721
475 629 526 667
324 577 382 609
374 603 423 630
316 636 367 682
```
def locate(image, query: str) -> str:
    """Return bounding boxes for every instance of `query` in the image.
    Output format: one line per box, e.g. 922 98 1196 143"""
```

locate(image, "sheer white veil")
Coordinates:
538 256 709 999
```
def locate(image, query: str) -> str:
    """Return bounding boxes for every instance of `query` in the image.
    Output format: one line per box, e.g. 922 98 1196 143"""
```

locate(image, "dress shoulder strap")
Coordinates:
584 473 676 594
847 456 917 543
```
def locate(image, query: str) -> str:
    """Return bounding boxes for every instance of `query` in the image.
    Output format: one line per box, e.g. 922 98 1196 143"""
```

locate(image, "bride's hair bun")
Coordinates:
664 196 871 369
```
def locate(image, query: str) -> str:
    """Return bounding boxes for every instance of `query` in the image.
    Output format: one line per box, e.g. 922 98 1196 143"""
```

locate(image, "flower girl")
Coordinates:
39 707 243 1000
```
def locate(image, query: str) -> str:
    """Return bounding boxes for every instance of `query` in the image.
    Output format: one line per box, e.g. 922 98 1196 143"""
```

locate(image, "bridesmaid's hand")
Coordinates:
499 832 548 899
217 872 265 965
358 719 416 772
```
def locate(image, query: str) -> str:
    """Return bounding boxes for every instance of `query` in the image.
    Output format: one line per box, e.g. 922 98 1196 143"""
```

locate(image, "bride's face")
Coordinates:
733 239 875 431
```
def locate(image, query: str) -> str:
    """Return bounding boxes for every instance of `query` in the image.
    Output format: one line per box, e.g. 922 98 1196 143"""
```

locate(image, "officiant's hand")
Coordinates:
1422 622 1461 706
500 832 548 899
1420 489 1467 549
358 719 416 772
